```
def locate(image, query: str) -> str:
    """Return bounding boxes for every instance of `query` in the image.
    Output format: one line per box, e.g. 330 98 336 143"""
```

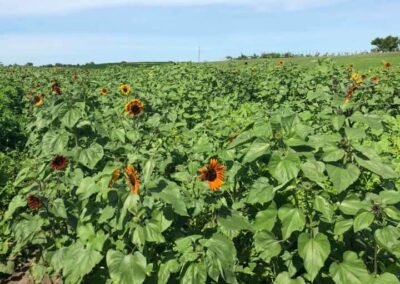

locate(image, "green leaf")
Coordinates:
372 273 400 284
42 131 69 154
379 190 400 205
275 272 305 284
329 251 372 284
246 177 274 205
158 186 188 216
62 242 103 284
301 160 326 186
181 262 207 284
50 198 67 218
76 177 98 200
61 108 82 128
322 146 345 162
111 128 126 143
278 204 306 240
374 226 400 258
345 127 366 141
107 250 150 284
355 156 397 179
242 142 270 164
332 115 345 131
384 206 400 221
254 231 282 262
353 211 375 232
339 196 368 216
253 201 277 231
334 218 353 235
142 159 155 187
4 195 26 221
78 143 104 170
158 259 180 284
326 164 360 193
298 233 331 281
314 196 334 223
268 152 301 184
218 210 253 238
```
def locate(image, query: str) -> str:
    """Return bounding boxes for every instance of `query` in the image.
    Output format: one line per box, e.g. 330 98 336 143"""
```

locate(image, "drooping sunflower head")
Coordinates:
384 61 391 68
51 155 68 171
198 159 224 191
33 95 44 107
125 99 144 116
100 87 108 96
51 81 62 95
27 195 43 210
119 84 132 95
108 168 121 188
125 165 140 194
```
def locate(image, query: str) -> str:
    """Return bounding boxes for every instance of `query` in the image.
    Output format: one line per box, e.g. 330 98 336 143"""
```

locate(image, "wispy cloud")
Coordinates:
0 0 344 16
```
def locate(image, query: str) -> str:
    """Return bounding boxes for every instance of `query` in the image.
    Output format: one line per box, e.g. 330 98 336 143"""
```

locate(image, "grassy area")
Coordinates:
220 52 400 71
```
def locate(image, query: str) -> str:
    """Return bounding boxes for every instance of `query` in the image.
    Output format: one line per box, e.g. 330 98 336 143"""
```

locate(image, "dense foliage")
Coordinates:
0 60 399 283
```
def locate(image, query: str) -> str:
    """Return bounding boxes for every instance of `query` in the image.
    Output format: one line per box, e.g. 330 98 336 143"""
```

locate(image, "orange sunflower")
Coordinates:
125 165 140 194
384 62 391 68
119 84 132 95
33 95 44 107
108 168 121 188
125 99 144 116
198 159 225 191
100 87 108 96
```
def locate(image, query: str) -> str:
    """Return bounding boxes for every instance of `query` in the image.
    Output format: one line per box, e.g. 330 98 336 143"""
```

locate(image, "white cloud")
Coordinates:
0 0 344 16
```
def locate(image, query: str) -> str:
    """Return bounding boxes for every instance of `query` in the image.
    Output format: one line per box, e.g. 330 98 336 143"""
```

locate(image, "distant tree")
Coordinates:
25 62 33 67
225 56 233 60
371 35 399 52
237 54 248 60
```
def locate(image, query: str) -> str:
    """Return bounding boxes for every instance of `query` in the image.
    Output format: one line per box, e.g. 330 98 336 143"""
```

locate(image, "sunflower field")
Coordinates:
1 59 400 283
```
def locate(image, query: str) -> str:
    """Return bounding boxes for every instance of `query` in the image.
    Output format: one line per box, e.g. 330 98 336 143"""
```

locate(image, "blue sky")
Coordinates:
0 0 399 65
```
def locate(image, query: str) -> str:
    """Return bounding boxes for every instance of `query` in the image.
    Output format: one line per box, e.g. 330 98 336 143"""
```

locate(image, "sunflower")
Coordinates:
108 168 121 188
100 87 108 96
27 195 42 210
51 82 62 95
51 155 68 171
33 95 44 107
198 159 225 191
384 62 391 68
371 75 379 84
119 84 132 95
278 60 284 66
125 165 140 194
351 72 363 85
344 97 351 104
125 99 144 116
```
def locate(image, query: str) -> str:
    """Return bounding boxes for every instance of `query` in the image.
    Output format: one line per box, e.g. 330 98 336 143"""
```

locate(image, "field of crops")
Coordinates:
0 59 400 283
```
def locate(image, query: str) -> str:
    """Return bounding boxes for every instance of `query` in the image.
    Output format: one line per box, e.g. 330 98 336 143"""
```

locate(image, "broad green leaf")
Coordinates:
329 251 372 284
76 177 98 200
353 211 374 232
298 233 331 281
242 142 270 164
322 146 345 162
332 115 345 131
314 196 334 223
379 190 400 205
278 204 306 240
218 210 253 238
51 198 67 218
384 206 400 221
158 186 188 216
78 143 104 170
107 250 149 284
326 164 360 193
345 127 366 141
61 108 82 128
111 128 126 143
42 131 69 154
268 152 301 184
334 218 353 235
4 195 26 221
246 177 274 205
254 231 281 262
142 159 155 187
158 259 180 284
62 242 103 284
339 196 368 216
180 262 207 284
372 273 400 284
355 156 397 179
374 226 400 258
275 272 305 284
253 201 277 231
301 160 326 185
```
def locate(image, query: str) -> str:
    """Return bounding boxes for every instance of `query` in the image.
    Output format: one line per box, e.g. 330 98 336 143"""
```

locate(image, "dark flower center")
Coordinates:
131 104 141 114
123 87 128 93
53 156 65 166
206 168 217 181
34 96 41 103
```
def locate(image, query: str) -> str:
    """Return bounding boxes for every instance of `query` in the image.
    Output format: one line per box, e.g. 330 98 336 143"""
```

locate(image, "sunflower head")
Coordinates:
371 75 379 84
351 72 363 85
108 168 121 188
125 99 144 116
100 87 108 96
125 165 140 194
198 159 224 191
33 95 44 107
384 62 391 68
119 84 132 95
27 195 43 210
51 82 62 95
278 60 284 66
51 155 68 171
344 97 351 104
